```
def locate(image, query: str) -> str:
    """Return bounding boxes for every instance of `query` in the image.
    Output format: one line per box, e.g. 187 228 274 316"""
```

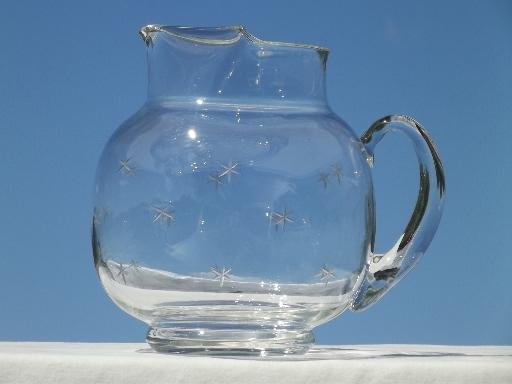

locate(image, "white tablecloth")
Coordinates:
0 343 511 384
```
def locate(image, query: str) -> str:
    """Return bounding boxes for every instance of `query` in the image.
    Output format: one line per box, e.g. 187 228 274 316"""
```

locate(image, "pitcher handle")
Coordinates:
351 115 445 311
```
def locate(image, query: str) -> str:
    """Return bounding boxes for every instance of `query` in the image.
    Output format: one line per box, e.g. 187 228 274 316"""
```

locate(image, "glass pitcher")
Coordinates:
92 25 445 355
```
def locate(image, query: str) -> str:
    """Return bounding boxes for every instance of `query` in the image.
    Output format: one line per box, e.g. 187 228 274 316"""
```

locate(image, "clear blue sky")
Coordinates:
0 0 510 345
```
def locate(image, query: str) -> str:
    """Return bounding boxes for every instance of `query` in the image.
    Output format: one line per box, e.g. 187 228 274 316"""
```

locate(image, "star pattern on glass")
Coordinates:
151 202 176 225
117 262 130 284
111 149 357 282
208 172 223 189
331 164 343 184
114 260 142 284
316 264 336 285
118 158 135 176
318 172 330 188
271 208 294 231
210 265 232 287
219 160 239 183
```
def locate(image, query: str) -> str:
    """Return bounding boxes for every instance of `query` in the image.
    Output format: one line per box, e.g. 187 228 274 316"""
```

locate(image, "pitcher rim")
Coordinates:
139 24 330 54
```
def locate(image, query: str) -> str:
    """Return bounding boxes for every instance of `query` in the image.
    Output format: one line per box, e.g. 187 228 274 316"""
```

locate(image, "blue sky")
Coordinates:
0 0 510 345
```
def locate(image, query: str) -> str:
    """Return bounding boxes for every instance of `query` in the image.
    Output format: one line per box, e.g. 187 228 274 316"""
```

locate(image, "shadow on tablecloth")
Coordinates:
134 345 512 361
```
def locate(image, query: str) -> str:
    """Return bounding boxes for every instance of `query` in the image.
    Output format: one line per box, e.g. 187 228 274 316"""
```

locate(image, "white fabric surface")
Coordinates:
0 343 511 384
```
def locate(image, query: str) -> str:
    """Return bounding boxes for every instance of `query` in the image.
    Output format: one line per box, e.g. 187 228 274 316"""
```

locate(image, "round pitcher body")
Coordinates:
93 98 374 354
93 25 445 355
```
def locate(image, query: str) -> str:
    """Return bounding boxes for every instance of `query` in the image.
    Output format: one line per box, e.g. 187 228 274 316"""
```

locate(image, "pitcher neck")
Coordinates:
141 25 329 107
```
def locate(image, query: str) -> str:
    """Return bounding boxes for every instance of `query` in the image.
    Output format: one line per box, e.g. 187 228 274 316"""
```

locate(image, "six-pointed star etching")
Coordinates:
331 164 343 184
271 208 294 231
115 260 141 284
210 265 232 287
316 264 336 285
118 158 135 176
318 172 330 188
208 172 224 189
219 160 239 183
151 203 176 225
117 262 130 284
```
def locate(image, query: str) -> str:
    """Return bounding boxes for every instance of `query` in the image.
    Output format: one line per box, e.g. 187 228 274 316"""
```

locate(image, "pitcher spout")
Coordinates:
138 24 247 47
139 24 162 46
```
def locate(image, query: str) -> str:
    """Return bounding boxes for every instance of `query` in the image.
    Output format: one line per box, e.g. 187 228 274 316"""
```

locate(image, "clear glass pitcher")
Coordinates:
92 25 445 355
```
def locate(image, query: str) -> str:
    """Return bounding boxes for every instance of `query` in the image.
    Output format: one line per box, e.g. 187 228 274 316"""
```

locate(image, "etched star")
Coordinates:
210 265 232 287
316 264 336 285
318 172 330 188
117 262 130 284
219 160 239 183
271 208 294 231
331 164 343 184
151 203 175 225
118 158 135 176
208 172 223 189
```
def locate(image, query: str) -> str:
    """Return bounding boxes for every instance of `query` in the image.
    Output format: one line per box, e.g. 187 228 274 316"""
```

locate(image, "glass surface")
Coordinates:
92 25 445 355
